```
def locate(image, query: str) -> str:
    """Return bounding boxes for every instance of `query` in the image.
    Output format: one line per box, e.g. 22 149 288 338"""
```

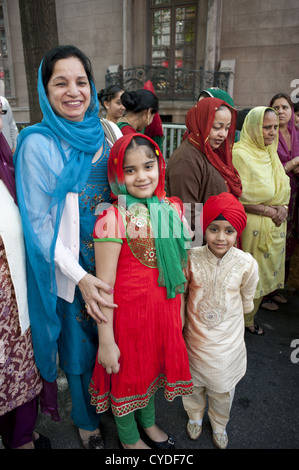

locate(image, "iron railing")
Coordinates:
162 123 186 160
16 122 187 162
105 65 230 101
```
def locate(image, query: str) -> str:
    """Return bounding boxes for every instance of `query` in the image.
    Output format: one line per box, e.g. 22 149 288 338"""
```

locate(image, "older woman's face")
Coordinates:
271 97 292 127
47 57 91 122
262 111 278 146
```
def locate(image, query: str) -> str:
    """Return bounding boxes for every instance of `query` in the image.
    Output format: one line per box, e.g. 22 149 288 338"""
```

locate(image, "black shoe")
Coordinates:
138 426 175 449
2 433 51 449
33 433 52 449
145 434 175 450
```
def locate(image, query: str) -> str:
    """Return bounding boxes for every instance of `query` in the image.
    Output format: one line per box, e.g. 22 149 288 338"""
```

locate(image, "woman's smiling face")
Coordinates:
47 57 91 122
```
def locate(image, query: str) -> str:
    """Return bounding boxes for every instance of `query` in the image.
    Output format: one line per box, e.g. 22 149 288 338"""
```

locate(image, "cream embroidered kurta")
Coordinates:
184 245 259 393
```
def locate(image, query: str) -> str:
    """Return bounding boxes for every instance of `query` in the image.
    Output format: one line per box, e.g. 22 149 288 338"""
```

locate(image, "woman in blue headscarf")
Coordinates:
14 45 118 449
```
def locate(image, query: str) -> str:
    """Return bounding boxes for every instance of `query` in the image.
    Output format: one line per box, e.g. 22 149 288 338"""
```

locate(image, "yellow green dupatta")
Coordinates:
232 106 290 253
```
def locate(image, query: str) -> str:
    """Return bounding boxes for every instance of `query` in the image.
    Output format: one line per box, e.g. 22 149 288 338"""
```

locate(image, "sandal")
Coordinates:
245 324 264 335
79 429 104 449
260 300 279 311
271 293 287 304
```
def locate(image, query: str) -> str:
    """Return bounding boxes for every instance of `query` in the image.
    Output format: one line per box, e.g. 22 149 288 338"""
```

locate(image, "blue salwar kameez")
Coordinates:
56 141 111 428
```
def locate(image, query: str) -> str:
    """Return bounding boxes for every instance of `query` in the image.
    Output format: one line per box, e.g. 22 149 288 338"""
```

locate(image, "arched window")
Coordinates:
150 0 197 70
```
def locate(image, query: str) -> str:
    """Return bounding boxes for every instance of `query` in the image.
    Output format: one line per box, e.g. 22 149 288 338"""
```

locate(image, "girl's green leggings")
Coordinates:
114 395 155 444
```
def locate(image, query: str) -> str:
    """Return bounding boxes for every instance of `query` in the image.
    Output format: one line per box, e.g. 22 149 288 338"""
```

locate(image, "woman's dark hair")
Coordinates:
217 104 232 113
264 107 278 116
98 85 124 108
270 93 293 109
41 45 94 90
236 108 251 131
126 135 157 155
121 89 159 114
197 90 210 100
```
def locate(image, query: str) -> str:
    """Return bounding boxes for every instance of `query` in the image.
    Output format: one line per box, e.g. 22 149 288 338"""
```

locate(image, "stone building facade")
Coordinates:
2 0 299 123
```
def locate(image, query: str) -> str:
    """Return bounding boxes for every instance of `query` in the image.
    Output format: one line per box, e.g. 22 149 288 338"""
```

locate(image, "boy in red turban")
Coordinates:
182 193 259 449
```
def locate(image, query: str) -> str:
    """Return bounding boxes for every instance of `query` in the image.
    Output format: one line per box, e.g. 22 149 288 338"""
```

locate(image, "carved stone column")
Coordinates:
204 0 223 72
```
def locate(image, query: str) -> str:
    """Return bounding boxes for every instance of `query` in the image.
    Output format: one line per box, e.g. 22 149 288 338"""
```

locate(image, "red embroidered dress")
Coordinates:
89 202 193 416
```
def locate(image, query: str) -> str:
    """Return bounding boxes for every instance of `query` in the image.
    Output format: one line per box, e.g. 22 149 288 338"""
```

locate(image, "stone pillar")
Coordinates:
204 0 219 71
123 0 132 69
219 59 236 99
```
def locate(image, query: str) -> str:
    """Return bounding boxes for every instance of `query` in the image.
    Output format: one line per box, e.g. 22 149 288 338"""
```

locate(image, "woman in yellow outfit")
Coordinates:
232 107 290 335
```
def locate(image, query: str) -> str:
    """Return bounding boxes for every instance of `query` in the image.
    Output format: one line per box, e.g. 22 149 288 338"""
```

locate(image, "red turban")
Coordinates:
201 192 247 236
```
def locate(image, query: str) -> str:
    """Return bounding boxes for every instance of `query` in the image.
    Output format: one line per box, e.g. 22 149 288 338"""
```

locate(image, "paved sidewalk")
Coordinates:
1 289 299 451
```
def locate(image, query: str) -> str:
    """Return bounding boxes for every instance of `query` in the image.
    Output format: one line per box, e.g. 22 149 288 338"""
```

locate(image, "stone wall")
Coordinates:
220 0 299 108
6 0 124 122
56 0 123 98
6 0 299 122
6 0 27 120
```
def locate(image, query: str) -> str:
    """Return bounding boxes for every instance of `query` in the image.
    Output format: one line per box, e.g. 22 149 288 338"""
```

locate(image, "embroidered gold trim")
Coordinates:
89 374 193 416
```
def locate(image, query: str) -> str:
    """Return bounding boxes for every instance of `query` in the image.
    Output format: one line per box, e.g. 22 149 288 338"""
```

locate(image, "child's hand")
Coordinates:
98 342 121 374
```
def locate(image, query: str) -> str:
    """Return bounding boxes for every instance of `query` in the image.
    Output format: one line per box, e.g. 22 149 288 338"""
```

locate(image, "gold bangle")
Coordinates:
283 205 288 211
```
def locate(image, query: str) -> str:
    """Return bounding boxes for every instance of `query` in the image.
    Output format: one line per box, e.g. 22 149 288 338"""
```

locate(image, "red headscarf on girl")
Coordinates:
186 97 242 198
107 133 166 201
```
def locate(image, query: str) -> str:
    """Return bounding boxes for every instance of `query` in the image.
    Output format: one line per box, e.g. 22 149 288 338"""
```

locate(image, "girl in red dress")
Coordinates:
89 133 193 449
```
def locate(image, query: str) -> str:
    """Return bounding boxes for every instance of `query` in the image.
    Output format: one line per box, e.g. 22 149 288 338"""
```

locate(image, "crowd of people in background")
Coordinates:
0 45 298 450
